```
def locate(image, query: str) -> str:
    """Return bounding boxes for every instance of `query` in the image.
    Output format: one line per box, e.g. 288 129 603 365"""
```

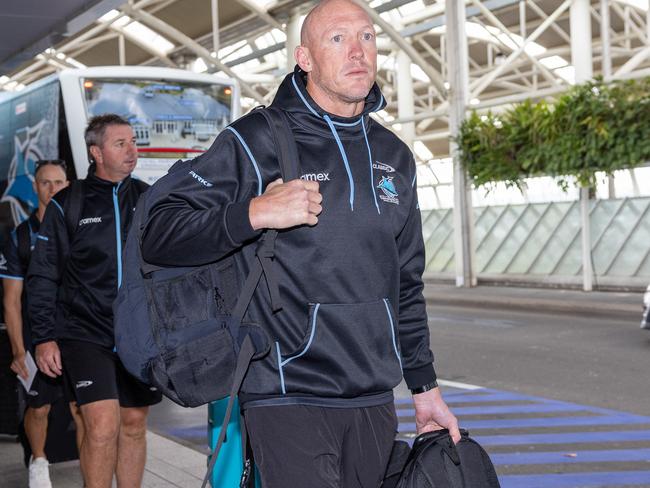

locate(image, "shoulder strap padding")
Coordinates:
63 180 85 239
16 223 31 267
257 107 301 181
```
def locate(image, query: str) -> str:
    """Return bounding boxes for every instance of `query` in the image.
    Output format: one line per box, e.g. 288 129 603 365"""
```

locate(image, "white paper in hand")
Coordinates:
17 351 38 393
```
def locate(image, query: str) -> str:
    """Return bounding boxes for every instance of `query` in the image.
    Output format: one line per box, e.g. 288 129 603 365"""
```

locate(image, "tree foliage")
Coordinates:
458 77 650 190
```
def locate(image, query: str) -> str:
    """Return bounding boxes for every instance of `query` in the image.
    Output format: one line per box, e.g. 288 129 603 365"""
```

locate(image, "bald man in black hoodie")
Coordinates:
142 1 458 486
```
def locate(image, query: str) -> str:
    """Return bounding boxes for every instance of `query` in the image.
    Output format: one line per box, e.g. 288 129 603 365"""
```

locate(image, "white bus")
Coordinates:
0 66 240 229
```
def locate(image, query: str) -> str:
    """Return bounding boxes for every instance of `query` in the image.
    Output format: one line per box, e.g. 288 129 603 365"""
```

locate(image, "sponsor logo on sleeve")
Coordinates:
189 170 214 187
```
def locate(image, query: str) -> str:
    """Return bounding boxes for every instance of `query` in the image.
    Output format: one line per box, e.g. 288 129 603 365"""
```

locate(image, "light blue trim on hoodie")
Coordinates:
227 126 263 196
51 198 64 216
281 303 320 366
276 342 286 394
291 75 320 117
332 118 362 127
383 299 403 371
112 182 123 288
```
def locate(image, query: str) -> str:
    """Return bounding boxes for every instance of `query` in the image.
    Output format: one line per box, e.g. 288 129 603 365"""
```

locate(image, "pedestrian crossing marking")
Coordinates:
396 386 650 488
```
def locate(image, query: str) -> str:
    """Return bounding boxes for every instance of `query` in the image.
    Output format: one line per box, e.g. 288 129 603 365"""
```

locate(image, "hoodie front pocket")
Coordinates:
278 299 403 397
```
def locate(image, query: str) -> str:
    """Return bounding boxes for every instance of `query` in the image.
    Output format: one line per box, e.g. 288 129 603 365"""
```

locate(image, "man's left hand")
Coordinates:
412 386 460 443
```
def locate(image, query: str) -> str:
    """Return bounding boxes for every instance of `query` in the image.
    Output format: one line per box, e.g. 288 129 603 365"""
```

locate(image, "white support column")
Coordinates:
211 0 220 56
446 0 476 288
440 35 447 82
601 0 615 199
646 4 650 42
286 9 302 72
118 34 126 66
396 50 415 147
571 0 594 291
571 0 594 83
601 0 612 79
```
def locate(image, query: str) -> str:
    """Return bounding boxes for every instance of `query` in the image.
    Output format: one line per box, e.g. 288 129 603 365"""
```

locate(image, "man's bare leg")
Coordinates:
80 399 120 488
24 404 51 459
116 406 149 488
69 401 84 450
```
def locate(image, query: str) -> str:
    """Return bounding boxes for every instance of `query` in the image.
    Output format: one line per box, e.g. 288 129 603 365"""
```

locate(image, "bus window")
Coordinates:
82 78 231 153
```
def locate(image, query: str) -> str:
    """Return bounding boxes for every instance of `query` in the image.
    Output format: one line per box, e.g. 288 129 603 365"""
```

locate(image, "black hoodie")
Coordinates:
142 67 436 408
27 165 148 348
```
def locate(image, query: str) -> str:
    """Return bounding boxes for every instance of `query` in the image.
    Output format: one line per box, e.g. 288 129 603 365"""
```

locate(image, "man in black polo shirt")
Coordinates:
28 115 161 488
1 159 83 488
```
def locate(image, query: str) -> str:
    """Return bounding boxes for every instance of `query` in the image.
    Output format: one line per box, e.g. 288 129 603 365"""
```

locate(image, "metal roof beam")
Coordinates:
235 0 283 31
122 3 265 104
469 0 572 100
106 23 177 68
351 0 447 99
471 0 562 88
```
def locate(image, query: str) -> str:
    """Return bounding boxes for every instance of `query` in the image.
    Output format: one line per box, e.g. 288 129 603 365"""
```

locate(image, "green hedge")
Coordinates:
458 77 650 189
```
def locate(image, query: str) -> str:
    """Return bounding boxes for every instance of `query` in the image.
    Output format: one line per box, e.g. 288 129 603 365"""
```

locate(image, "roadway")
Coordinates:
146 288 650 487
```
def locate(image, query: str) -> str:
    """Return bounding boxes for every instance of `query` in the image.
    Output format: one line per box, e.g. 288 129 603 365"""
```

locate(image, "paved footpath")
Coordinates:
396 380 650 488
0 430 207 488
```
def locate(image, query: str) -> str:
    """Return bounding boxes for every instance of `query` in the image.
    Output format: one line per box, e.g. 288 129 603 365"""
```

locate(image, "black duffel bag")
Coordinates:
383 429 501 488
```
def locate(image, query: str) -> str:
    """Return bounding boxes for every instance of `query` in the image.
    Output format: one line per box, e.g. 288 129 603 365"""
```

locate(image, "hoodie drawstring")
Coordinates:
324 114 355 211
362 118 381 215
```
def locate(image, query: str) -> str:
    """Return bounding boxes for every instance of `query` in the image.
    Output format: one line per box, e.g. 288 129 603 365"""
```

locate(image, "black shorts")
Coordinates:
244 403 397 488
24 371 66 409
59 340 162 408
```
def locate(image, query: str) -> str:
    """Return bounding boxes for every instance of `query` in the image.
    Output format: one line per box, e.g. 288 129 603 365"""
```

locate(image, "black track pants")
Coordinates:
244 403 397 488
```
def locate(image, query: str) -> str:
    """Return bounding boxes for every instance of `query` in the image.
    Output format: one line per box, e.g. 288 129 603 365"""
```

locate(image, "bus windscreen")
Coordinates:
82 78 232 155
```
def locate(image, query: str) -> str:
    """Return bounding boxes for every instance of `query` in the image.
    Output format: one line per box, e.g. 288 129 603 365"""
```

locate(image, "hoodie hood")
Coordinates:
270 65 386 138
268 65 389 212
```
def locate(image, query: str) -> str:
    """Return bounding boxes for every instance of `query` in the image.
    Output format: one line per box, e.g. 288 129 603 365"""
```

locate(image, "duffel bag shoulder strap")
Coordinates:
201 108 300 488
63 180 85 239
258 106 300 181
16 222 31 268
229 106 300 324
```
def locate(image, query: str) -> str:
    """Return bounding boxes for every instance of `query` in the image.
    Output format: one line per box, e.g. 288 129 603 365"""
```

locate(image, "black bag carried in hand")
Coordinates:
385 429 501 488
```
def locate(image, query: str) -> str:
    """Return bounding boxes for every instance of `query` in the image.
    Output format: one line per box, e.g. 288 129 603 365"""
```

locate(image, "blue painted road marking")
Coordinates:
155 385 650 488
499 471 650 488
491 448 650 465
476 430 650 446
396 386 650 488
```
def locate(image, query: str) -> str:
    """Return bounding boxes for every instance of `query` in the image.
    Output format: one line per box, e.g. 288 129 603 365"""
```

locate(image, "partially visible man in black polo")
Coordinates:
1 159 83 488
27 114 161 488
